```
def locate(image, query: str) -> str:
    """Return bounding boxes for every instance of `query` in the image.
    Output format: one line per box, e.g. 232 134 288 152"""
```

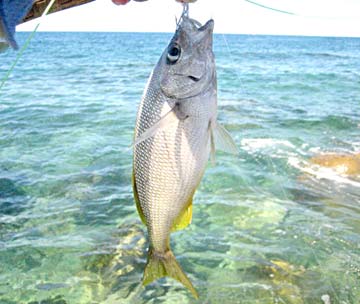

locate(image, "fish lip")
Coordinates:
173 73 202 82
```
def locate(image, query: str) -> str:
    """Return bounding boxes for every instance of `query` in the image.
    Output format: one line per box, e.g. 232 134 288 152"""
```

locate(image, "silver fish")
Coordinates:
132 15 237 298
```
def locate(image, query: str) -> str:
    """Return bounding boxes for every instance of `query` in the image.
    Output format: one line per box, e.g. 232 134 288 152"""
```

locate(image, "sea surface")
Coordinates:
0 32 359 304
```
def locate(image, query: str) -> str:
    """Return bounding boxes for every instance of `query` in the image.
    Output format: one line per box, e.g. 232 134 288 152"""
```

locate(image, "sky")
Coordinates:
17 0 360 37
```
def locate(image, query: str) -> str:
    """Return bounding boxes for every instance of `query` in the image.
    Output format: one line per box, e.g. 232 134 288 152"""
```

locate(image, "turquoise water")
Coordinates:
0 32 360 303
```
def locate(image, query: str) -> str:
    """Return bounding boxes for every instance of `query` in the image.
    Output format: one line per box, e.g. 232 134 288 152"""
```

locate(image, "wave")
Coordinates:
241 137 360 188
303 52 355 59
280 115 357 131
241 138 296 152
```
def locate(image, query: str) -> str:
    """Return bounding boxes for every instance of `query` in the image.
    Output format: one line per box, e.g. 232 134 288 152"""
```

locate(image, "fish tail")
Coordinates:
143 248 199 299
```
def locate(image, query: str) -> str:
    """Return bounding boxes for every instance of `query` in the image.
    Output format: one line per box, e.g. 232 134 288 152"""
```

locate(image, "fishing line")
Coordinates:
220 40 275 196
213 3 355 301
243 0 296 16
220 34 246 97
209 5 269 196
220 32 293 200
238 3 353 297
243 0 360 20
215 3 297 211
219 36 264 194
217 0 320 203
0 0 56 92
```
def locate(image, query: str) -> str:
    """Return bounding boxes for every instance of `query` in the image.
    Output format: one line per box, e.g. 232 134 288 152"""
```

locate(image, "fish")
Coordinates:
0 0 34 51
132 15 237 298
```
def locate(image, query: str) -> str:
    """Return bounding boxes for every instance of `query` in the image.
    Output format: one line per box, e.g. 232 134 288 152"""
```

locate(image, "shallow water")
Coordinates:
0 32 360 304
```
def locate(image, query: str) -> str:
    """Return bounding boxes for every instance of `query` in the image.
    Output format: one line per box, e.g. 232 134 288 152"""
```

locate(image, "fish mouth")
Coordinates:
188 75 201 82
173 73 201 82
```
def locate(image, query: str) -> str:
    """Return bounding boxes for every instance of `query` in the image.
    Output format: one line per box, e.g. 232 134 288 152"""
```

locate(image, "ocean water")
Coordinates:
0 32 359 304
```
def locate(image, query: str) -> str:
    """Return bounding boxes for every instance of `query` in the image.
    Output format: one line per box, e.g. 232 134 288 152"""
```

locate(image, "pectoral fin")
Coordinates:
211 121 238 155
210 127 216 165
132 170 146 225
132 107 176 148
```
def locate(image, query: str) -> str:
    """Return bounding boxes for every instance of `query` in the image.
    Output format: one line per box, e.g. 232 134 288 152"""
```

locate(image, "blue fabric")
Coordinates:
0 0 34 49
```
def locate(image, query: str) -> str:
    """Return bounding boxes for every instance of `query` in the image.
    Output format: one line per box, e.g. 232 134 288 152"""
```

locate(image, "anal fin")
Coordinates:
171 196 193 232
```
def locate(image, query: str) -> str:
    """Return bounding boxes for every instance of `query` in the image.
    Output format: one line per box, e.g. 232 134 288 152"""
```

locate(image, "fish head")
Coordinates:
159 17 215 99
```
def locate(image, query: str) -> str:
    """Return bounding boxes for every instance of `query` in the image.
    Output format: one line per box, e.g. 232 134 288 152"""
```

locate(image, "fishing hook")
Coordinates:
177 3 189 27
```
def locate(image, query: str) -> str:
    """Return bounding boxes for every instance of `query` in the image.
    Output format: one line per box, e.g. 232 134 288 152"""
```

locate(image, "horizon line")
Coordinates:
16 30 360 39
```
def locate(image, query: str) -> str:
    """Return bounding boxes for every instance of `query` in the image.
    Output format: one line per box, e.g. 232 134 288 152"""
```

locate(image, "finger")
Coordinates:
176 0 197 3
112 0 131 5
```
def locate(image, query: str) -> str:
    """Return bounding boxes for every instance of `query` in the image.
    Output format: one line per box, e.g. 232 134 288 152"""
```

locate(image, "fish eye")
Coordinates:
167 44 181 64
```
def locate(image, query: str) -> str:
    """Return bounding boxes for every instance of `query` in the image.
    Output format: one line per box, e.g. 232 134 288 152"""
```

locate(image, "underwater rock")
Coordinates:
265 259 306 280
79 223 146 302
0 178 28 216
233 198 287 230
27 295 67 304
257 259 305 303
292 152 360 207
204 259 305 304
0 178 25 198
65 182 96 201
0 300 17 304
1 247 45 272
310 152 360 176
35 283 68 291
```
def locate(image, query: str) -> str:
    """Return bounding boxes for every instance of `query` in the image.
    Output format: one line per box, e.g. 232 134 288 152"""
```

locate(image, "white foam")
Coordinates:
351 141 360 151
308 146 322 154
241 138 296 152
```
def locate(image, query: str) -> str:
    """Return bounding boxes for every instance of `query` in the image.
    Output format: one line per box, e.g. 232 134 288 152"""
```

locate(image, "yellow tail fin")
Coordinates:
143 248 199 299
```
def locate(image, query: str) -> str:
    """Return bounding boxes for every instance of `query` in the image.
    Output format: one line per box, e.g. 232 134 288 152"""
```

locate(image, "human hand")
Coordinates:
112 0 197 5
112 0 147 5
175 0 197 3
